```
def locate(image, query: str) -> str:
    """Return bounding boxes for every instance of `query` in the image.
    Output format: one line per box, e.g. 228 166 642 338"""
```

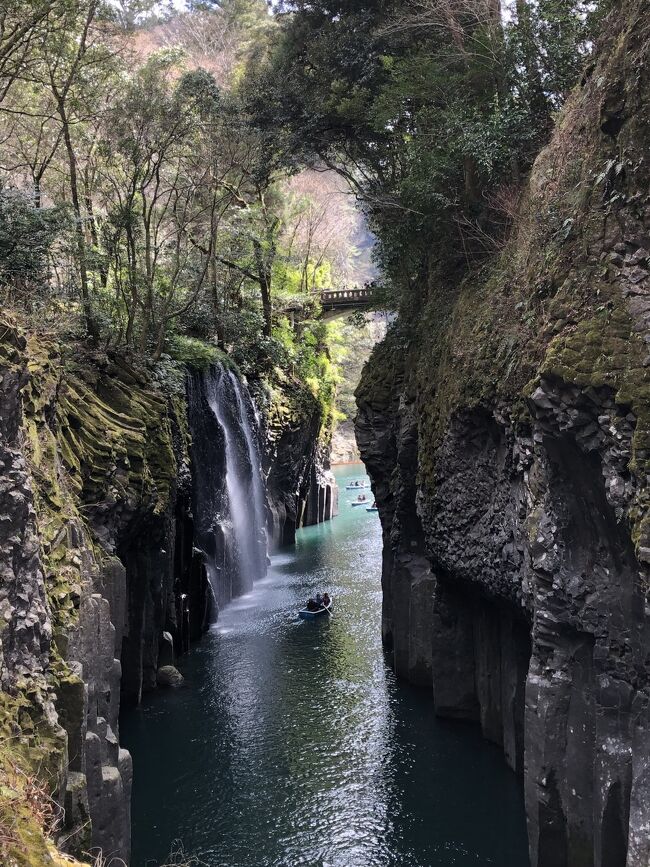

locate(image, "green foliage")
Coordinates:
0 0 361 482
105 0 165 31
0 191 66 298
250 0 607 298
166 334 223 369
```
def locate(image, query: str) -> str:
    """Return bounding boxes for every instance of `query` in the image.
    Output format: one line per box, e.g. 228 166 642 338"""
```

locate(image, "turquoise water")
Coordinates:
121 465 530 867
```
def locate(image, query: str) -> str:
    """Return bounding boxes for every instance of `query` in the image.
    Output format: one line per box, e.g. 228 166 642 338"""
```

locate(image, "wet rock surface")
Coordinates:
265 382 337 547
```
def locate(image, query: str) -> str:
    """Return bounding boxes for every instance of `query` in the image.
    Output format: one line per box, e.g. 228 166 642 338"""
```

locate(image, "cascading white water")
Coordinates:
227 370 268 569
189 365 268 617
206 370 268 593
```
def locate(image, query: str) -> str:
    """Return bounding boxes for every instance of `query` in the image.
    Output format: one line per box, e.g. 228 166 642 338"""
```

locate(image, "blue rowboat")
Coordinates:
350 500 369 507
298 600 333 620
366 507 378 512
345 482 367 490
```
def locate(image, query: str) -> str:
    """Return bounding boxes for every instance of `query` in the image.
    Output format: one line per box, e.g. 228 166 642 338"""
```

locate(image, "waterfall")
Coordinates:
188 365 268 617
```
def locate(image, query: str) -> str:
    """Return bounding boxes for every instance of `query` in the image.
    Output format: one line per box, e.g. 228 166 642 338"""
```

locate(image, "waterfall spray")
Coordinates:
189 365 268 618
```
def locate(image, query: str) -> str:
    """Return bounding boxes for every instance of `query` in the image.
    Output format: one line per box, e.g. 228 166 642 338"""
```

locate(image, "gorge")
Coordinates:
122 465 529 867
2 0 650 865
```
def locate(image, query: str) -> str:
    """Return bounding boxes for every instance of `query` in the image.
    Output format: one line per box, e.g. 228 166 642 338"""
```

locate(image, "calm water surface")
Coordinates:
121 465 530 867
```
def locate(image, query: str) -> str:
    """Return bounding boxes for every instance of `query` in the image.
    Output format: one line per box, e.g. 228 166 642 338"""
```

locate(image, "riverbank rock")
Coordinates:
156 666 185 688
264 368 338 545
356 3 650 865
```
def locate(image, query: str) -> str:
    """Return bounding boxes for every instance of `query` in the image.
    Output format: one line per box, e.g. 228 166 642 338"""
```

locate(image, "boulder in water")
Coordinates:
157 665 184 688
159 630 175 667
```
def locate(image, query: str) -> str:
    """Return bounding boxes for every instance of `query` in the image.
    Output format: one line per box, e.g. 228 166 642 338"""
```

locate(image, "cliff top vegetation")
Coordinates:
0 0 377 432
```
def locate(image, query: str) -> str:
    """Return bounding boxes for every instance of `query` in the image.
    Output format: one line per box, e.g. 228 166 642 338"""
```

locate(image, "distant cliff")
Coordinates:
356 4 650 866
331 317 387 465
264 367 337 545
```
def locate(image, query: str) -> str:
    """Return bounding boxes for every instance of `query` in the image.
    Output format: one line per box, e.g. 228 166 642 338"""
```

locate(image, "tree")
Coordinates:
248 0 606 298
0 188 63 302
38 0 120 337
110 0 162 31
0 0 67 102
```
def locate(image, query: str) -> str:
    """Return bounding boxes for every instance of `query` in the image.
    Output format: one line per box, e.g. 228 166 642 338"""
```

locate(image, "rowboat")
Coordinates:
366 507 378 512
350 500 369 507
298 600 333 620
345 481 367 490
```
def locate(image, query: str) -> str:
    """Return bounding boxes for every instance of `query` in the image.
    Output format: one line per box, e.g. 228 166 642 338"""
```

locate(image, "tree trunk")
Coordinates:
58 99 97 339
516 0 551 126
33 176 41 209
210 255 225 348
253 238 273 337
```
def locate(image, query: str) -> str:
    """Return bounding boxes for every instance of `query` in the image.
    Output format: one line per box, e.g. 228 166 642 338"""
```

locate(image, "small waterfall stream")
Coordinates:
188 365 268 615
227 369 267 571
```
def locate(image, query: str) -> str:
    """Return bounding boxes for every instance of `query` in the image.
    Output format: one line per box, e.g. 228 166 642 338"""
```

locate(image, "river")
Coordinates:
121 464 530 867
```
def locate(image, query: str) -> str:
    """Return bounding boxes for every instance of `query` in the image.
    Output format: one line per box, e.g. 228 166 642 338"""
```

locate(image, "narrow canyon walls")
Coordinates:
356 3 650 865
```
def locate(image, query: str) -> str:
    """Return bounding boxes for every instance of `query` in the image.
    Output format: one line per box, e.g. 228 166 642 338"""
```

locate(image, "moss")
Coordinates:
372 0 650 567
166 334 230 371
263 365 323 449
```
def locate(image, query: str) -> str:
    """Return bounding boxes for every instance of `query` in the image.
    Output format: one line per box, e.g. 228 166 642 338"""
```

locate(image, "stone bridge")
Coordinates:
320 287 373 311
281 287 376 323
319 288 374 319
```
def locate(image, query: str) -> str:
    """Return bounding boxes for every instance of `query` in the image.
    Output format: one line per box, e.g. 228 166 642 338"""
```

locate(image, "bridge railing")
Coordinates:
320 288 373 305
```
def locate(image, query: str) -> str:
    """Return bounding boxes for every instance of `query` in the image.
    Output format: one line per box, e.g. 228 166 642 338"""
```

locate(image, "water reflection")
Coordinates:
121 465 529 867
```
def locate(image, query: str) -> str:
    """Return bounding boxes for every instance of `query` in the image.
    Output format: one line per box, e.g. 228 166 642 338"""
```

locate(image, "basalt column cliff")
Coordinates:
0 323 334 865
356 4 650 866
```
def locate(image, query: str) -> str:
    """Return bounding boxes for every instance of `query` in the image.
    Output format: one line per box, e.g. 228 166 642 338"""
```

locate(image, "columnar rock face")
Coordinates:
0 326 334 864
0 323 211 863
265 374 338 546
356 4 650 866
0 330 52 693
302 444 338 528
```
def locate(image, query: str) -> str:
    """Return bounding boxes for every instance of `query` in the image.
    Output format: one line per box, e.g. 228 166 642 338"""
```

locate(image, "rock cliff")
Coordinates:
0 317 202 864
264 369 337 546
356 4 650 866
0 323 334 865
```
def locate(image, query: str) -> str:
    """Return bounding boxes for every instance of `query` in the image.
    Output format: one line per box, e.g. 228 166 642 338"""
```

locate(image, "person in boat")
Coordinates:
306 598 318 611
315 592 323 607
371 501 377 508
357 493 367 502
322 593 330 608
